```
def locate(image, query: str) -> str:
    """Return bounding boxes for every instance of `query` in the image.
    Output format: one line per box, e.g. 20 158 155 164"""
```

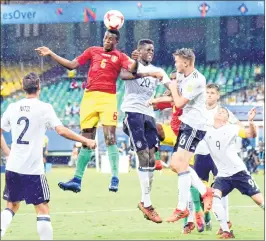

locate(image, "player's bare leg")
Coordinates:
166 148 212 223
103 125 120 192
251 193 265 209
34 202 53 240
1 202 20 238
137 147 162 223
58 128 96 193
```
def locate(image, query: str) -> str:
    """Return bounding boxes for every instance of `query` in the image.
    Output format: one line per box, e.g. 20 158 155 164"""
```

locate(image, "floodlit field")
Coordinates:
1 168 264 240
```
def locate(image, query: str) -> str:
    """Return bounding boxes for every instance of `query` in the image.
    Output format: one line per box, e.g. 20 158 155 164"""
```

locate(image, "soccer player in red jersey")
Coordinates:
36 29 139 193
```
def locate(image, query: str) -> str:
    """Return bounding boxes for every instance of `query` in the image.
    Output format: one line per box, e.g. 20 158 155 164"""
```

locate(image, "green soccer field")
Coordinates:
1 168 265 240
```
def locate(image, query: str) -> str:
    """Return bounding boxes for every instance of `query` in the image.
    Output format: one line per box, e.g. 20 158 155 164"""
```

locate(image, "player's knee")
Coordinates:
35 202 49 215
170 153 185 173
105 134 116 146
148 149 155 167
137 149 150 167
7 202 20 213
251 193 264 206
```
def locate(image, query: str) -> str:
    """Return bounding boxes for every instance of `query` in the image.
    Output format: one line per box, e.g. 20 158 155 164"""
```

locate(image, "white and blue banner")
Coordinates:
1 1 264 25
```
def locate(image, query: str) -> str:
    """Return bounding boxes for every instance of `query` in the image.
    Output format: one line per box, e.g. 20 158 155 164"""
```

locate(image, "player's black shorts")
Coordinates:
213 170 261 197
123 112 159 152
194 154 218 182
173 122 206 153
3 170 50 205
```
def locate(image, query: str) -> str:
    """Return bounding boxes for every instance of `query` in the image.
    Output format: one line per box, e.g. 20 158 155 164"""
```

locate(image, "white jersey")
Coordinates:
177 69 207 130
121 63 171 117
1 98 62 175
195 105 239 155
203 124 247 177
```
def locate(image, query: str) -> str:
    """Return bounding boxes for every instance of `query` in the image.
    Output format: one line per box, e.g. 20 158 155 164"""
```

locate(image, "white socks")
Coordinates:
188 167 207 195
213 195 230 232
37 215 53 240
1 208 14 238
221 195 229 222
138 170 152 208
1 209 52 240
177 170 191 210
187 192 194 222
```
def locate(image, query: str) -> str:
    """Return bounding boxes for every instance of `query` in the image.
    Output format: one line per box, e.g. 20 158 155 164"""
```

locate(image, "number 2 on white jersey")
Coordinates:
17 116 30 145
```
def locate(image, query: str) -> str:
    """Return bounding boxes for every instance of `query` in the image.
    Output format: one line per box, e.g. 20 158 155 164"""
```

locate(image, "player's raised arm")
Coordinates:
35 46 80 70
168 80 189 108
0 129 10 157
238 107 257 138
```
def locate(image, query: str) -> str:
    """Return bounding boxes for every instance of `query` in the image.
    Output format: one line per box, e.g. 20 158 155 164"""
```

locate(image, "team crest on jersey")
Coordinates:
186 84 193 92
111 56 118 63
136 141 142 148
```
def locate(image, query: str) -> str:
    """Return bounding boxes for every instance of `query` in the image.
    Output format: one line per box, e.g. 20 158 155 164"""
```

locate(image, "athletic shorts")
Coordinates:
123 112 159 152
194 154 218 182
80 91 117 129
3 170 50 205
213 170 261 197
173 122 206 153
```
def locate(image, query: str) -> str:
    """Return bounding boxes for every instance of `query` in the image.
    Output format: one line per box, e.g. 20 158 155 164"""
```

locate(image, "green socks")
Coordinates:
190 186 202 213
183 216 188 226
107 145 119 177
155 151 161 160
74 148 93 179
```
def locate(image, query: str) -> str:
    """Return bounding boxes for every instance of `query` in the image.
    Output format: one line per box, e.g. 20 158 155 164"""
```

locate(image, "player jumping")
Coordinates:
204 107 264 239
153 71 205 232
35 29 139 193
0 73 96 239
120 39 171 223
149 48 213 222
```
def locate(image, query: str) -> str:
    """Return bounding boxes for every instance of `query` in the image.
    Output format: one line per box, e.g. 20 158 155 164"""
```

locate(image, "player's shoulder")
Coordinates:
192 69 206 82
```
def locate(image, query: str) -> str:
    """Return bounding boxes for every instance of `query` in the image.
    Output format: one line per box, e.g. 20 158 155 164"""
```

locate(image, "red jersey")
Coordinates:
170 106 183 136
76 46 133 94
154 102 182 136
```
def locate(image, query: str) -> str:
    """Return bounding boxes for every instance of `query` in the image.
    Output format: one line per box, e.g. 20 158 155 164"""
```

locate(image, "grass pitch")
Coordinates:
1 168 264 240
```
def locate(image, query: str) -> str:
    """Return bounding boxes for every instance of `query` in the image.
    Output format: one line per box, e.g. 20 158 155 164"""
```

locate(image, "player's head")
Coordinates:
22 72 40 96
103 29 120 51
215 107 230 123
206 83 220 106
137 39 154 64
169 70 177 81
173 48 195 73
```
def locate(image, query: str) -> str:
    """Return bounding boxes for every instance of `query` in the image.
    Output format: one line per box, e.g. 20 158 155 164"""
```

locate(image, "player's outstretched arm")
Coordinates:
239 107 257 138
35 46 79 70
0 129 10 157
55 126 96 149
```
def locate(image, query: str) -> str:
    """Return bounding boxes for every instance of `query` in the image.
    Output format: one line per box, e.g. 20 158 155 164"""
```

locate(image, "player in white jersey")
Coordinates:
193 83 241 233
204 107 264 239
149 48 213 222
120 39 171 223
0 73 96 240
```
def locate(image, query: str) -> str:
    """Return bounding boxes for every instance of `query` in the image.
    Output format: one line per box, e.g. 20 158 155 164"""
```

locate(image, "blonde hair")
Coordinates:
173 48 195 64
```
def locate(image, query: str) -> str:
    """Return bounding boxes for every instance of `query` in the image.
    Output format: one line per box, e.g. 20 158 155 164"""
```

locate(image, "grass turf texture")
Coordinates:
1 168 264 240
